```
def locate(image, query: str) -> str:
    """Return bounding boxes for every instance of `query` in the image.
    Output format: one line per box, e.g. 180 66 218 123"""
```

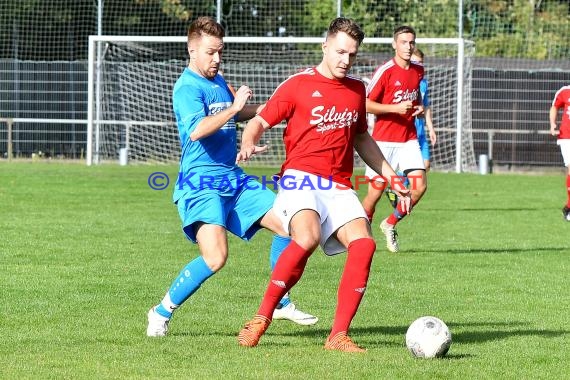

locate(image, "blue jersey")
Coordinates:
414 78 430 138
172 68 245 202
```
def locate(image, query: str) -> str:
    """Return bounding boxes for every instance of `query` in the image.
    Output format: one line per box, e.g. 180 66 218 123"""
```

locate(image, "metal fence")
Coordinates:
2 60 569 168
1 0 569 169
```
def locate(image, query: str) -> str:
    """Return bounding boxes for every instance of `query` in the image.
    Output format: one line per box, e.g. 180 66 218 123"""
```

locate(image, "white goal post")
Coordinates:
87 35 476 172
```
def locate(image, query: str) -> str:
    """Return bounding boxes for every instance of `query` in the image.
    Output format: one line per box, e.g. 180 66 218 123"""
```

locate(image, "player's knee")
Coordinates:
419 181 427 193
293 235 320 252
412 179 427 194
202 252 227 272
259 211 287 236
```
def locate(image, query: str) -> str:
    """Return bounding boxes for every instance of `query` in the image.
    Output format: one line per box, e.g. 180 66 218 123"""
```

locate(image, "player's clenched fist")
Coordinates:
232 85 253 112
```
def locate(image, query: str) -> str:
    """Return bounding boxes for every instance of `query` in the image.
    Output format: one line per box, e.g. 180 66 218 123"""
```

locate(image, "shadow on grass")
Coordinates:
450 326 567 344
269 321 567 345
178 321 566 358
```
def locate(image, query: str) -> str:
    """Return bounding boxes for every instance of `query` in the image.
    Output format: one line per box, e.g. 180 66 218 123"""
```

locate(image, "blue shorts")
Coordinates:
417 134 431 160
176 177 275 243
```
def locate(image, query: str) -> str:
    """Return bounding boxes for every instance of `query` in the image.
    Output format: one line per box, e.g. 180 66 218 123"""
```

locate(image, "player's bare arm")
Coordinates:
549 105 560 136
425 107 437 145
237 103 264 122
235 88 266 122
354 132 411 213
190 85 253 141
366 98 414 115
236 115 270 163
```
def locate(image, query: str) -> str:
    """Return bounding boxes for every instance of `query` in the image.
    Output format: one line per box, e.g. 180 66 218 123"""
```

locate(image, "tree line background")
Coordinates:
0 0 568 60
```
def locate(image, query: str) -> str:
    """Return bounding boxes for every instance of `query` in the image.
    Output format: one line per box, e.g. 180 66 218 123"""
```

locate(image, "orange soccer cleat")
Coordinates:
238 315 271 347
324 332 366 353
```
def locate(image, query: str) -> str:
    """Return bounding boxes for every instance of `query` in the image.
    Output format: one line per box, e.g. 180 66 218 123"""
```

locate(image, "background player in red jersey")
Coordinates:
235 17 410 352
362 25 427 253
549 84 570 221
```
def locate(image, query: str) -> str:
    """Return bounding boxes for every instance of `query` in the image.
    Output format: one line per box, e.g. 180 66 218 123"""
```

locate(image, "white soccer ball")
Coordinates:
405 316 452 358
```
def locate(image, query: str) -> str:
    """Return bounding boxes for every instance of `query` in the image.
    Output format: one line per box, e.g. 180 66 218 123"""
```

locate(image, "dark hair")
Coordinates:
188 16 225 41
412 47 424 59
393 25 416 39
327 17 364 45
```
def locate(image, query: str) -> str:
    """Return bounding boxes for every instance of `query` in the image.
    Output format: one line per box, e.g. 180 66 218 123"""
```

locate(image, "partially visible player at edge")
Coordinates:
549 84 570 221
362 25 426 253
235 17 411 353
412 47 436 171
146 16 317 338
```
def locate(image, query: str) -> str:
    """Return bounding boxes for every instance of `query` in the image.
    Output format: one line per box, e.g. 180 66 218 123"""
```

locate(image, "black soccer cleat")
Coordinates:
562 206 570 222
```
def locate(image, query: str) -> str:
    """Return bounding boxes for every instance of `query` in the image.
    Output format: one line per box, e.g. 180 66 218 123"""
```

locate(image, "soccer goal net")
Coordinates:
87 36 476 172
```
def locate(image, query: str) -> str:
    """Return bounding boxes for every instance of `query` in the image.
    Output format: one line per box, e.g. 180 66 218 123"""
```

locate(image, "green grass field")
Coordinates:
1 162 568 379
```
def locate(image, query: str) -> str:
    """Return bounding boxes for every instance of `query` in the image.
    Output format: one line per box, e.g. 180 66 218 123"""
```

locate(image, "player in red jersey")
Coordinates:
235 17 410 353
549 85 570 221
362 25 427 253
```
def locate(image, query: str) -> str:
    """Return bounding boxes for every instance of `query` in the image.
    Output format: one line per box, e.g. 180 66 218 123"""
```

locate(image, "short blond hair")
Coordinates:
187 16 225 42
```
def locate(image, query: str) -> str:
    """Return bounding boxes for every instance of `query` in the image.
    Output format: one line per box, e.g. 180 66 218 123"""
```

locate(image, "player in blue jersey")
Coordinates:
146 16 317 337
412 48 437 171
385 47 436 208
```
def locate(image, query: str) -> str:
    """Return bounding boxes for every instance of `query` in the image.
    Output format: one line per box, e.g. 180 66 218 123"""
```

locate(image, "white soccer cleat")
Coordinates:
380 219 399 253
272 303 318 326
147 307 170 337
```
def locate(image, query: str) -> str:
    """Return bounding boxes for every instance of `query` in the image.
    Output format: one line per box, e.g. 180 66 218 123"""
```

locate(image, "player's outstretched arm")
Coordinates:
237 104 264 122
354 132 411 213
236 115 270 163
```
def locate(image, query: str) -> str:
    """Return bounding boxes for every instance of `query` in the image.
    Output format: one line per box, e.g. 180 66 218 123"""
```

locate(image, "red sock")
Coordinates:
256 241 312 318
330 238 376 337
386 199 415 225
566 175 570 208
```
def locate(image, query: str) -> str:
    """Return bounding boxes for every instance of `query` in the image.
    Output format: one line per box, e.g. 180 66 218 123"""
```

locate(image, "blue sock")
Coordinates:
155 256 214 318
270 234 292 308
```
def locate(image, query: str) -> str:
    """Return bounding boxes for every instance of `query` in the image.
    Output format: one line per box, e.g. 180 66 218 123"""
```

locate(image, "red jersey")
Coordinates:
258 67 368 188
366 58 424 142
552 85 570 139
